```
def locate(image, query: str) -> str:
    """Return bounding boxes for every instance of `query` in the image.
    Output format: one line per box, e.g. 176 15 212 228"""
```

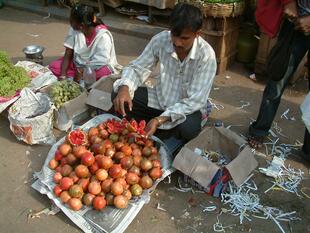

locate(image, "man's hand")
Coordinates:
283 1 298 20
144 118 160 138
295 16 310 33
113 85 132 116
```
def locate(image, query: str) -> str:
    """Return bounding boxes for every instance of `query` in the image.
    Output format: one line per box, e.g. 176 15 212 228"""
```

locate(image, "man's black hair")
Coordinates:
71 4 104 27
170 3 203 36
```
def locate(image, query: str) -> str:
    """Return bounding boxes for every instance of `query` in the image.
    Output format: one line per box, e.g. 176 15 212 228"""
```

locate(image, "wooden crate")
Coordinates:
201 17 240 74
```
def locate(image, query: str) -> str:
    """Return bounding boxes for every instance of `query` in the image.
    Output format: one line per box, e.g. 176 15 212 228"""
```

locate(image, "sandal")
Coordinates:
247 135 264 149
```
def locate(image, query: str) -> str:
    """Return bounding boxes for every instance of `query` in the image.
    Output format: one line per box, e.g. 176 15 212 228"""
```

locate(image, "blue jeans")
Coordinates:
249 20 310 157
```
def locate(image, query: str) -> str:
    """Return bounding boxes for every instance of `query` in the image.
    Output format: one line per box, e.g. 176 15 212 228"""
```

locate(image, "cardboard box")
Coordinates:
40 84 89 130
173 126 258 187
86 74 121 111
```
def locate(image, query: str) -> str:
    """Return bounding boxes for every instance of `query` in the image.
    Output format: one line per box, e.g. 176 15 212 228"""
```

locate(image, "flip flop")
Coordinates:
247 135 264 149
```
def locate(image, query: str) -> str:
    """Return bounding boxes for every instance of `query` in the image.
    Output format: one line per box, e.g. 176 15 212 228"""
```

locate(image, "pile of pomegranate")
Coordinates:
48 118 163 211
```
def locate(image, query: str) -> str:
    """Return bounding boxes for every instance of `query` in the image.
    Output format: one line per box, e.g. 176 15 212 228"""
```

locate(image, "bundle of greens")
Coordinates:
50 80 82 109
0 51 31 98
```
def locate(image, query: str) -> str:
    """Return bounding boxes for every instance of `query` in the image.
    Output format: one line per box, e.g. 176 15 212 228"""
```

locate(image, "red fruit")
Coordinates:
114 142 124 151
105 148 116 158
115 178 128 189
149 154 160 161
66 153 78 165
123 190 132 200
126 172 140 185
60 177 73 191
78 178 90 192
142 147 152 157
145 139 153 147
101 178 113 193
139 175 153 189
69 171 79 183
88 127 99 138
99 129 109 139
93 196 106 210
120 156 133 169
89 161 99 174
130 143 139 150
121 145 132 156
140 158 153 171
128 165 141 176
59 143 72 156
133 155 142 167
90 135 102 145
67 129 88 147
75 164 89 178
83 193 95 206
130 184 143 196
81 151 95 167
120 169 127 178
68 198 82 211
53 172 63 184
55 166 62 173
61 164 73 177
49 159 58 170
69 184 84 198
111 182 124 196
60 157 68 166
91 143 104 155
105 193 114 205
96 169 108 181
114 195 128 209
114 151 125 161
150 146 158 155
88 181 101 195
60 191 71 203
132 148 142 157
152 160 161 168
97 156 113 170
109 134 119 143
54 150 62 161
53 185 62 197
102 139 112 149
72 145 87 158
149 167 162 180
109 164 122 178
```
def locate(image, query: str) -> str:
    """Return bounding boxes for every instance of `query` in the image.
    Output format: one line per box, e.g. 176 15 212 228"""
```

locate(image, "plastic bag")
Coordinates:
301 92 310 133
8 88 55 145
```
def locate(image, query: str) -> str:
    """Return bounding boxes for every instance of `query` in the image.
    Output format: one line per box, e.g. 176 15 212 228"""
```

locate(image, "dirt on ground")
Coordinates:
0 6 309 233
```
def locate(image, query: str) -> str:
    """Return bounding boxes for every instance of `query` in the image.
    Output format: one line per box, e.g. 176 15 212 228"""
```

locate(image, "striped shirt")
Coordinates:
113 30 217 129
298 0 310 16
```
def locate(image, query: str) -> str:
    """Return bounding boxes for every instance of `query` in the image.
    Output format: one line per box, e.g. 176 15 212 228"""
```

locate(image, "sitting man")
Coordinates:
112 3 217 143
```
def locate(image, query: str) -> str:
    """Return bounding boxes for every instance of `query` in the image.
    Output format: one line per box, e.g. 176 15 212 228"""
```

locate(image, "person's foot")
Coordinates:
247 135 265 149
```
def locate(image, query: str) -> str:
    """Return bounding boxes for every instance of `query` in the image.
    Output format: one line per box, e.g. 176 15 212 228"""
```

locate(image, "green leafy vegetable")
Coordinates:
0 51 31 98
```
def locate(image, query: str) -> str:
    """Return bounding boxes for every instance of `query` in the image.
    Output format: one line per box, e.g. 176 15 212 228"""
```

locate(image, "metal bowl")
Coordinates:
23 45 44 59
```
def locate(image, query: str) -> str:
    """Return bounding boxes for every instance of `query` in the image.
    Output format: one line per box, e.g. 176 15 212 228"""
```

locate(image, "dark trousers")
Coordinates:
111 87 202 142
249 20 310 156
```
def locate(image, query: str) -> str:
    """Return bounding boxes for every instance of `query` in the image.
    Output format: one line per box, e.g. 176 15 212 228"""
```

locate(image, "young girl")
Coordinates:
49 4 121 81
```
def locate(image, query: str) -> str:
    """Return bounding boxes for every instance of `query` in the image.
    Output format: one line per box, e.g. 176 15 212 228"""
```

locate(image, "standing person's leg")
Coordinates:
249 23 309 148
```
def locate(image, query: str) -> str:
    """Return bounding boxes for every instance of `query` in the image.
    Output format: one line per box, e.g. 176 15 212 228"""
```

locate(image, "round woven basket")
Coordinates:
203 1 245 18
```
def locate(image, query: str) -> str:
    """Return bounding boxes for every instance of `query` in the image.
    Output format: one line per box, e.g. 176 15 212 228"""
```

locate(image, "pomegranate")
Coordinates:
49 159 58 170
114 195 128 209
60 191 71 203
97 156 113 170
111 182 124 196
114 142 124 151
142 147 152 157
126 172 140 185
130 184 143 196
60 177 73 191
109 164 122 179
53 172 63 184
81 151 95 167
72 145 87 158
120 169 127 178
139 175 153 189
114 151 125 162
99 129 109 139
123 190 132 200
68 198 83 211
53 185 62 197
101 178 113 193
69 184 84 198
78 178 90 192
59 143 72 156
145 139 154 147
93 196 106 210
132 148 142 157
149 167 162 180
105 148 116 158
69 171 79 183
75 164 89 178
61 164 73 177
89 161 99 174
152 160 161 168
54 150 62 161
88 127 99 138
128 165 141 176
115 178 128 189
96 169 108 181
83 193 95 206
140 158 153 171
105 193 114 205
150 146 158 155
67 129 88 146
133 155 142 167
66 153 78 165
121 145 132 156
109 134 119 143
120 156 133 169
88 181 101 195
